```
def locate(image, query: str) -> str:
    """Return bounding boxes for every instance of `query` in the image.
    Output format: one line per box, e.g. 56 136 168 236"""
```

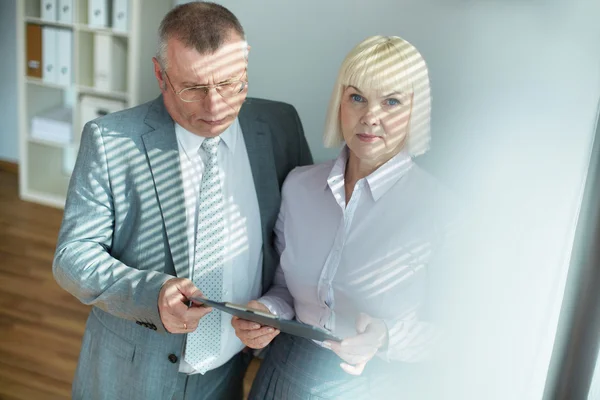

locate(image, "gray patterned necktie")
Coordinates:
184 136 225 373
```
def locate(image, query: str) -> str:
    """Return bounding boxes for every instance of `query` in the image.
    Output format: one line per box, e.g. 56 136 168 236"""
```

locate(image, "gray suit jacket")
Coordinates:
53 96 313 399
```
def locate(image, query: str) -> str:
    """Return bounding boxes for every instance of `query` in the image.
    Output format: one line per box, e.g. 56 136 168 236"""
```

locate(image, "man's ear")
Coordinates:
152 57 167 92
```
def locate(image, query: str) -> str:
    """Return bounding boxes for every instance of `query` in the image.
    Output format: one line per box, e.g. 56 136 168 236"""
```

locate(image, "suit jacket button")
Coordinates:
168 354 178 364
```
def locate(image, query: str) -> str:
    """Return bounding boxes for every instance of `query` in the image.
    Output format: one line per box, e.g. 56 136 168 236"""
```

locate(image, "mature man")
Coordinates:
53 2 312 399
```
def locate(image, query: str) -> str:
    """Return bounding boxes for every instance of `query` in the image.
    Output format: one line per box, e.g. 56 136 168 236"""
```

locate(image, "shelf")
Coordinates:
77 85 129 102
26 77 71 91
25 84 74 125
24 0 42 19
25 141 71 206
76 24 129 38
18 0 170 209
27 136 71 149
25 16 75 29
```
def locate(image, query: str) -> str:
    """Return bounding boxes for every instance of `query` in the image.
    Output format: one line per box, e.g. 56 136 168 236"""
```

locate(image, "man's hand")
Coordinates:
231 300 280 349
158 278 212 334
324 313 388 376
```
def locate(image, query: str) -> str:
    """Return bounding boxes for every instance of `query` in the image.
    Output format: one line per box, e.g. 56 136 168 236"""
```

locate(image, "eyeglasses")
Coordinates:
163 70 247 102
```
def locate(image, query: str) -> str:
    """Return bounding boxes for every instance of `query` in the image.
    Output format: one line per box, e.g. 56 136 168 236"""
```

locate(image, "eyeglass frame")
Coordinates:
162 69 248 103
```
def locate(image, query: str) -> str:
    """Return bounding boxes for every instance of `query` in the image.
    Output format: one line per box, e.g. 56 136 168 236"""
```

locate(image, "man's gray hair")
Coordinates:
156 1 246 71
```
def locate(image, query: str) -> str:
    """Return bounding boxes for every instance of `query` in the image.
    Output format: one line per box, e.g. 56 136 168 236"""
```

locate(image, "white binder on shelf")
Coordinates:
41 0 57 22
93 33 127 92
88 0 111 28
112 0 129 33
57 0 74 23
42 27 58 84
56 29 73 86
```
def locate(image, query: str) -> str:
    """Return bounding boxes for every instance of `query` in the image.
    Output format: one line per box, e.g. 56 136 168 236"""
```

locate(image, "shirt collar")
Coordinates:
325 147 348 194
326 145 414 202
174 118 239 156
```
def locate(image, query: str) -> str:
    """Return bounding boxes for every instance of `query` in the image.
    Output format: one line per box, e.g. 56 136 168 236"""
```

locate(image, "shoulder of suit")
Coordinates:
85 98 156 132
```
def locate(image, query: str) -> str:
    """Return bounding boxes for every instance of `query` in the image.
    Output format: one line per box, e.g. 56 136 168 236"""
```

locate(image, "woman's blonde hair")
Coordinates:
323 35 431 157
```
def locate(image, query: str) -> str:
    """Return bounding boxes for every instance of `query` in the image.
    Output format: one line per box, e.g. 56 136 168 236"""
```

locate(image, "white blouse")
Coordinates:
260 147 457 362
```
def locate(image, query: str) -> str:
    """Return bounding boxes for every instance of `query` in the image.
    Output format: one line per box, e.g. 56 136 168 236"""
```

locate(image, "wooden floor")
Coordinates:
0 169 259 399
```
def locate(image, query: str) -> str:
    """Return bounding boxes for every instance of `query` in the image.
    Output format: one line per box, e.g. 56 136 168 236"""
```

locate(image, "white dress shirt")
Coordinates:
175 120 263 374
260 147 456 362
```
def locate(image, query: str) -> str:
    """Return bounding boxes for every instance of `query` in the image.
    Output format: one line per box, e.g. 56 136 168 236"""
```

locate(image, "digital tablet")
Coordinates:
191 297 342 342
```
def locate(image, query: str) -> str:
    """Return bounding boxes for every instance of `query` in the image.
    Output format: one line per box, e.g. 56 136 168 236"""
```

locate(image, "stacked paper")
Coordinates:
31 107 72 144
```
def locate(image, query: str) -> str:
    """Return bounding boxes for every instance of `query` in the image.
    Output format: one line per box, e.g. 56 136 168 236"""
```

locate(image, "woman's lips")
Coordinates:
357 133 380 142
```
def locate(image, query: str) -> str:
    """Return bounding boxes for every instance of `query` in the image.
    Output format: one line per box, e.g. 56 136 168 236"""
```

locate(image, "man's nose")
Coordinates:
203 88 225 116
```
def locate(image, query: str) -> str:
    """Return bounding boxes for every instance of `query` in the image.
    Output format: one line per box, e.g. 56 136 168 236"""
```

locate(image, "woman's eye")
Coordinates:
350 94 365 103
384 98 401 107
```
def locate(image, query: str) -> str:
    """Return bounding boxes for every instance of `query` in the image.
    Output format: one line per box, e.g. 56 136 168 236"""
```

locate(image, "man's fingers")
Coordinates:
177 279 202 298
185 305 212 321
170 298 192 318
240 326 276 341
232 318 262 331
163 317 189 334
161 279 200 314
246 329 280 349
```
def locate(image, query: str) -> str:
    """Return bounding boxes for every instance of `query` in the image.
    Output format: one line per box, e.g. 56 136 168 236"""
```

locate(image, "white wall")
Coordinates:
213 1 600 399
0 0 18 162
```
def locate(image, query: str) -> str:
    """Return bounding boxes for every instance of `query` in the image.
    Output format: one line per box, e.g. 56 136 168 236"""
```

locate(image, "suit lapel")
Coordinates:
139 98 281 282
141 98 189 279
239 105 281 282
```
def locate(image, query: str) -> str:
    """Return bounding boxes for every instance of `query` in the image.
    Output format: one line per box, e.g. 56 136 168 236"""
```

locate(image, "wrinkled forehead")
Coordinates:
170 40 248 76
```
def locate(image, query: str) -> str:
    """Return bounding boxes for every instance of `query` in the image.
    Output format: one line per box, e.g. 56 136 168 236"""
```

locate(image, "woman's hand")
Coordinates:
324 313 388 376
231 300 280 349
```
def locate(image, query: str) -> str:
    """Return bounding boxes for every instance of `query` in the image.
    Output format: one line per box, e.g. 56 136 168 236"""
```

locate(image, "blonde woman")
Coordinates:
233 35 455 399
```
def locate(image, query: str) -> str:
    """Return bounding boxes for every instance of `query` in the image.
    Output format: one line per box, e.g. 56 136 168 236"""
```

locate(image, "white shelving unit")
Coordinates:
16 0 172 208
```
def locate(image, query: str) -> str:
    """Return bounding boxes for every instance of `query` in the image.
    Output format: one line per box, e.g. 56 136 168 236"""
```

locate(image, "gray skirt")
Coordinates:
248 333 412 400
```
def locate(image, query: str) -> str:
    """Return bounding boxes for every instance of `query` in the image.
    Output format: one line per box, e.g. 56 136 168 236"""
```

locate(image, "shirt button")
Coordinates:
168 354 178 364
